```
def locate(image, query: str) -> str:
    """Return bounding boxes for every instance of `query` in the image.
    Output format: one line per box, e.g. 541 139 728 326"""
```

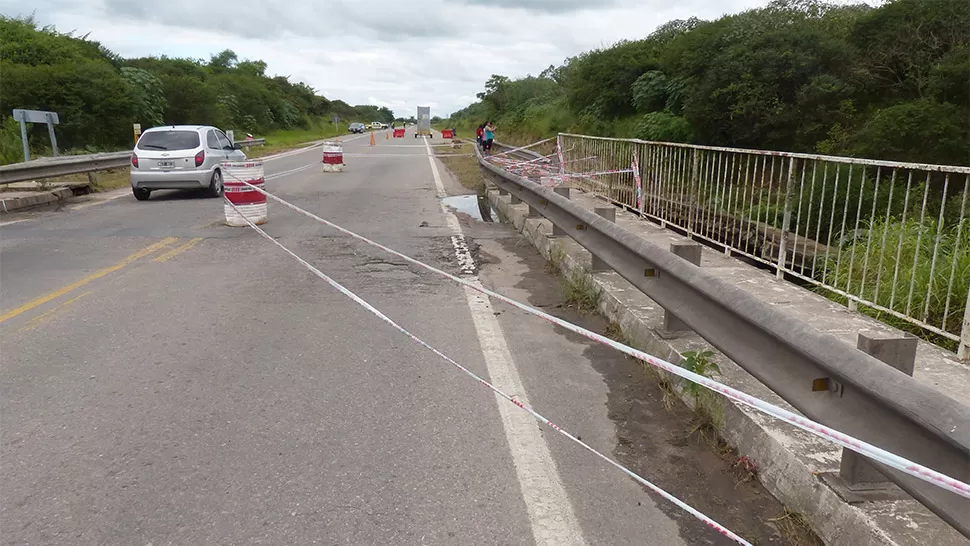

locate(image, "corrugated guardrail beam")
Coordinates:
478 144 970 537
0 138 267 185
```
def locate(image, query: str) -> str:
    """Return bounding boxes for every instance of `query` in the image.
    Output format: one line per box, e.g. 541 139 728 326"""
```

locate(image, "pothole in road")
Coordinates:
441 194 497 223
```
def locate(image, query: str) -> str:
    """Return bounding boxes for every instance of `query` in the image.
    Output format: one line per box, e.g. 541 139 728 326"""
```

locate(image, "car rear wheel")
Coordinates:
207 170 223 198
133 187 151 201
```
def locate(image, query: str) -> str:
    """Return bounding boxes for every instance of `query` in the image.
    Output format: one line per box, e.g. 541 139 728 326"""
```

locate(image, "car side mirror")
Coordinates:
232 142 242 150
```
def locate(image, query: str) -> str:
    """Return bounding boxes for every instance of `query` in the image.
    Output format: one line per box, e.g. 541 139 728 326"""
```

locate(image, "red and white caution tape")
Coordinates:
222 172 970 503
220 193 753 545
490 137 557 158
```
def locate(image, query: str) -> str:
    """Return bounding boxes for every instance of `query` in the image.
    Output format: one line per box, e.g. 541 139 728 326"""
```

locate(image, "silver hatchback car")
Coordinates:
129 125 248 201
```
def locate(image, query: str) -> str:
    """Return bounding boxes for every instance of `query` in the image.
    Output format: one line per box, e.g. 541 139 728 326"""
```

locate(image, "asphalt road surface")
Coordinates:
1 127 748 545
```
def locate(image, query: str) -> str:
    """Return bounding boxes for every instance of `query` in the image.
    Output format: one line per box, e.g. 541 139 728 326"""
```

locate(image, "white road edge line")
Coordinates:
423 138 587 546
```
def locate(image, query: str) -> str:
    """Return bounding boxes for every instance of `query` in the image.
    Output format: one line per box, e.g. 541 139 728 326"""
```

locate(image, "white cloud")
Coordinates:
5 0 809 117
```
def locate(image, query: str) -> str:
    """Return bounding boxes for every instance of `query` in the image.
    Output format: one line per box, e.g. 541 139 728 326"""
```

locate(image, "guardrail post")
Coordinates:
662 242 702 335
17 114 29 162
552 187 570 236
829 333 917 499
591 207 616 272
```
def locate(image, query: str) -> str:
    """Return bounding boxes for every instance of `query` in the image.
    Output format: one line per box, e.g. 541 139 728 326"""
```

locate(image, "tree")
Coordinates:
0 16 381 161
121 67 166 127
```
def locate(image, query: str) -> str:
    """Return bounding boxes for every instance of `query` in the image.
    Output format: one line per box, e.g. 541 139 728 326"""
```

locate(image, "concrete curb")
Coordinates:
0 187 76 213
485 185 965 546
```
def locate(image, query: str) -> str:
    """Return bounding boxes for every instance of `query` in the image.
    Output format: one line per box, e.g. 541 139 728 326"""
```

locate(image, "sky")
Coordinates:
6 0 795 118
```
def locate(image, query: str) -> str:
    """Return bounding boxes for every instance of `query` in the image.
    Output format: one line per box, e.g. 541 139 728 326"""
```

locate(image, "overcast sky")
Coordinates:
7 0 835 118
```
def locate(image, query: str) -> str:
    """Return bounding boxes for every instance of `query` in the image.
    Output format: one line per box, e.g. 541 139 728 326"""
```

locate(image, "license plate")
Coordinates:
157 160 174 169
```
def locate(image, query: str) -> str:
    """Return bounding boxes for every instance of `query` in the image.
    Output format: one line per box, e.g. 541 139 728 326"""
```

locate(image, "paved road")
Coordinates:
1 127 735 544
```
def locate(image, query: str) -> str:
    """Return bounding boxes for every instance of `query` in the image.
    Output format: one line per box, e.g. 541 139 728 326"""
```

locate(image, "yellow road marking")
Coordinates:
0 237 179 324
153 237 204 263
18 291 93 332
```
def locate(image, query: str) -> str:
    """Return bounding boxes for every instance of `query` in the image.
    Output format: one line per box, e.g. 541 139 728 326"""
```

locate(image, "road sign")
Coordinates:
13 109 59 125
333 115 340 124
133 123 142 143
12 109 60 162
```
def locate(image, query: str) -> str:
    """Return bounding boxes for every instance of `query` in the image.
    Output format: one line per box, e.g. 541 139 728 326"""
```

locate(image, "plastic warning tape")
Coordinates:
221 170 970 501
221 193 754 545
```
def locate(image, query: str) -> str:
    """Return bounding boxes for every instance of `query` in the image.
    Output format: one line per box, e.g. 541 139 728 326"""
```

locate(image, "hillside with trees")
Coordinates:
448 0 969 166
0 15 394 164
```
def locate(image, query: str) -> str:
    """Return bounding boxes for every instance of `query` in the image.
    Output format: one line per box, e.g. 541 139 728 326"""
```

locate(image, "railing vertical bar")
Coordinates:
889 171 915 310
859 167 883 301
922 173 951 323
942 174 968 334
873 169 898 305
905 174 932 316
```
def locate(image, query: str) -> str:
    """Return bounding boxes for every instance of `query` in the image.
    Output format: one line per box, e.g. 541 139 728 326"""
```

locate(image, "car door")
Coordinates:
206 130 229 168
217 129 245 161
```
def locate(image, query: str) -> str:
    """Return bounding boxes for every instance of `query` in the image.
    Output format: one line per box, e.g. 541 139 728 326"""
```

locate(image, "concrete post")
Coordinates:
839 333 918 485
590 207 615 272
663 242 702 334
552 187 570 236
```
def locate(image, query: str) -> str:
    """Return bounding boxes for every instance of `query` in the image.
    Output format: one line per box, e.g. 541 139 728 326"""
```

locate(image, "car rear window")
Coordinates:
137 130 200 151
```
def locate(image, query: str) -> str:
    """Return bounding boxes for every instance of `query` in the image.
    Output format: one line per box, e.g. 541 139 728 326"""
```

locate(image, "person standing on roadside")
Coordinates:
476 123 485 150
484 122 495 154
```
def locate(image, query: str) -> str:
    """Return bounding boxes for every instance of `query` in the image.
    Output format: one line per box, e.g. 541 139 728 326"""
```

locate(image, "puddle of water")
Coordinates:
441 194 497 222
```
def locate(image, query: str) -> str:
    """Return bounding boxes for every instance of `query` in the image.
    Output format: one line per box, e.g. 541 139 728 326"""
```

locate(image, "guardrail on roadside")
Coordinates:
478 141 970 538
0 138 267 185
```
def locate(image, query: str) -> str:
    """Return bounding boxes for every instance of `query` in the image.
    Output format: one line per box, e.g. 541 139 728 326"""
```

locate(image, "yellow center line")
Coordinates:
0 237 179 324
18 290 93 332
153 237 204 263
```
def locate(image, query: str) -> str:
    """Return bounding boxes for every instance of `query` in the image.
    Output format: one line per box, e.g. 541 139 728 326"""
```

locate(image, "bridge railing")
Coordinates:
557 133 970 357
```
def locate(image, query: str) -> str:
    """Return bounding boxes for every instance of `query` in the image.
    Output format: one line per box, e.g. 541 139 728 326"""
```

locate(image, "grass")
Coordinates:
543 245 601 314
434 145 482 192
767 509 823 546
247 124 346 158
818 216 970 350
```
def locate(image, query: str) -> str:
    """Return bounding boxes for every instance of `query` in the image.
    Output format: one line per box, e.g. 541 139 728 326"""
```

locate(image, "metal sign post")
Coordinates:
12 109 60 162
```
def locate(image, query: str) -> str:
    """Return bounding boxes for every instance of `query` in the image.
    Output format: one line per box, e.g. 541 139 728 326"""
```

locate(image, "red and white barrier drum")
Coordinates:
321 141 344 172
222 161 267 226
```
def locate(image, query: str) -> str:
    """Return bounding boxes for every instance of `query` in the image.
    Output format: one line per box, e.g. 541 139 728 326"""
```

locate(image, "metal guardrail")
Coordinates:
555 133 970 358
0 138 267 185
477 142 970 537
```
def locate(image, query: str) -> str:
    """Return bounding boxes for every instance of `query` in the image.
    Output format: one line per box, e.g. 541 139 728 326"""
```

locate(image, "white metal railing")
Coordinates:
557 133 970 357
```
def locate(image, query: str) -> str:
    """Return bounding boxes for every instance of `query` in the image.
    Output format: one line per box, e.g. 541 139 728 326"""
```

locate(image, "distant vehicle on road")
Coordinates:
129 125 247 201
369 121 386 130
349 122 366 134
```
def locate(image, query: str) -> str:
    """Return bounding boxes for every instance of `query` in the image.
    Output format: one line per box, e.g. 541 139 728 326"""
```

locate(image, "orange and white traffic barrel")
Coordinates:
322 141 345 172
222 161 267 226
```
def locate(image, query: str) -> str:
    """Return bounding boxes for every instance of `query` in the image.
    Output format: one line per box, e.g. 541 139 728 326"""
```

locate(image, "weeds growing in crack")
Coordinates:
543 245 600 314
767 509 823 546
679 350 726 443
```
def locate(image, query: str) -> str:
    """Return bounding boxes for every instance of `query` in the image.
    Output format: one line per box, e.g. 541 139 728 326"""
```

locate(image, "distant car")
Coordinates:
349 122 366 133
370 121 386 129
129 125 247 201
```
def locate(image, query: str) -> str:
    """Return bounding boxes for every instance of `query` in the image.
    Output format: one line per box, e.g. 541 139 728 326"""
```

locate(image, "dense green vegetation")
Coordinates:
448 0 970 349
0 15 395 164
448 0 969 167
